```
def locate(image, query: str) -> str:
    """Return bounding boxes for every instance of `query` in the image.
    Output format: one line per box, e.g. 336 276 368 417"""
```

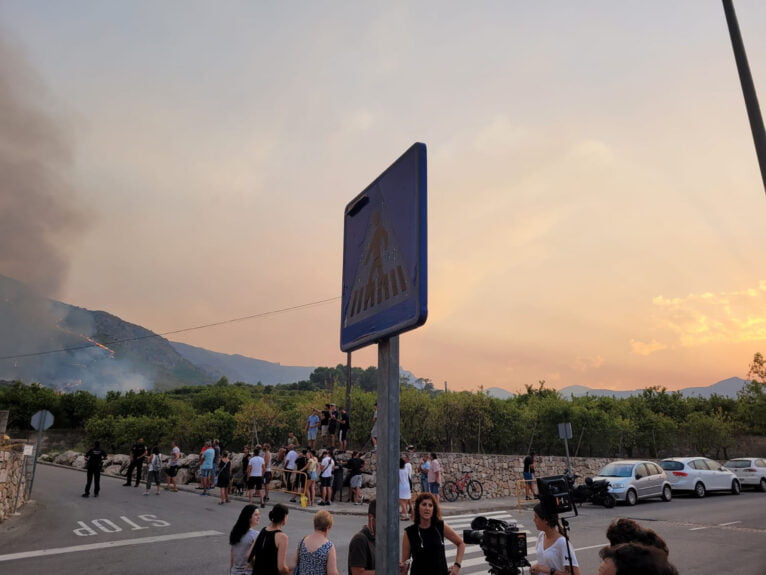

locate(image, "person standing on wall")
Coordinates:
82 440 107 498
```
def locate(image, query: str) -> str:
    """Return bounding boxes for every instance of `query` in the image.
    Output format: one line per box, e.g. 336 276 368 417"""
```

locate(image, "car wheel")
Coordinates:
661 484 672 502
625 489 638 506
694 482 706 498
759 478 766 492
731 479 741 495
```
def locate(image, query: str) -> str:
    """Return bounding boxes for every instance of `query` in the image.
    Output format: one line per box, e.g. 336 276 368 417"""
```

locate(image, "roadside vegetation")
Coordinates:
2 354 765 460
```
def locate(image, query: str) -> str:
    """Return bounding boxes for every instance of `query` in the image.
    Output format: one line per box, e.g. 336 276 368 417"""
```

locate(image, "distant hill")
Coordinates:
486 378 748 400
486 387 515 399
170 341 314 385
557 377 748 399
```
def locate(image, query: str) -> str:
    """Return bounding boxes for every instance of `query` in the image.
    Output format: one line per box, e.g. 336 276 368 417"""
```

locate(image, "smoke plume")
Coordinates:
0 34 86 297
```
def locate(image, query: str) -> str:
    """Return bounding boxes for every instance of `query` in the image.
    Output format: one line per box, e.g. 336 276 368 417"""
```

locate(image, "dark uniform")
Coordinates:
83 442 107 497
124 440 147 486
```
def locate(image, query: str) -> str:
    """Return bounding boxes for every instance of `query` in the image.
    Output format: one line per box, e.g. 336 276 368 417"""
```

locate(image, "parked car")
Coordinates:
723 458 766 491
659 457 741 497
593 460 672 506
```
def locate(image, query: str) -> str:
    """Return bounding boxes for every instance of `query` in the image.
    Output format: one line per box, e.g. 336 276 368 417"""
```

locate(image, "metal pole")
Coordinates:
345 351 352 419
28 425 43 495
376 336 400 575
723 0 766 195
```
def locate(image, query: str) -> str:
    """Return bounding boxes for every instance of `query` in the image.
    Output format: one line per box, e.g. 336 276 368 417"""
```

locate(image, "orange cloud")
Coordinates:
647 281 766 348
630 339 668 356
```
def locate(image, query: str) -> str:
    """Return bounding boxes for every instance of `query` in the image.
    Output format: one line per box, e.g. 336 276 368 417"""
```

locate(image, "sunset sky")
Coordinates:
2 1 766 393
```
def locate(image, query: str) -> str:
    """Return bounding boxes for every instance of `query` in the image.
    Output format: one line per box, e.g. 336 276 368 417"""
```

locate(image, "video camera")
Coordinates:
463 516 529 575
536 475 576 517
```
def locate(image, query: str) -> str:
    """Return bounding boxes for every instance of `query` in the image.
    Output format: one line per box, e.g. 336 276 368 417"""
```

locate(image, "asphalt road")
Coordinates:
2 464 765 574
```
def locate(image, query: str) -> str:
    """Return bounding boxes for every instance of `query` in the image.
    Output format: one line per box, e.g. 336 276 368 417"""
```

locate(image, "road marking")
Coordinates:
0 530 223 562
719 521 742 527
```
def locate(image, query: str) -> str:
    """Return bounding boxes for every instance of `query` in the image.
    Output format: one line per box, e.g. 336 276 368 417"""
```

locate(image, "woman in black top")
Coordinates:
218 451 232 505
249 503 289 575
400 492 465 575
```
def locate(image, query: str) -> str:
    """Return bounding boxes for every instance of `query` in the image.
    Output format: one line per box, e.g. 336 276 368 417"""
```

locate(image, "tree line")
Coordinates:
2 353 765 460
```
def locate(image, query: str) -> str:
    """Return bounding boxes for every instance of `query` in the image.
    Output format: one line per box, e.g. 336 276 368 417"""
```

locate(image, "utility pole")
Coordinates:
723 0 766 195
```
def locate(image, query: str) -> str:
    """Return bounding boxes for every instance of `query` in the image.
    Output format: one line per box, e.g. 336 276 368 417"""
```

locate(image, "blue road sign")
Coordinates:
340 143 427 352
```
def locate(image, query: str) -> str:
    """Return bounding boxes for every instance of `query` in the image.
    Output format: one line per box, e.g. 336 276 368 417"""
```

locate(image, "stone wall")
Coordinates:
37 448 617 500
0 444 28 523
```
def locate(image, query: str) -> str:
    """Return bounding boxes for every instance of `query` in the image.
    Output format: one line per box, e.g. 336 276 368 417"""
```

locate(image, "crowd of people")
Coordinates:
81 408 681 575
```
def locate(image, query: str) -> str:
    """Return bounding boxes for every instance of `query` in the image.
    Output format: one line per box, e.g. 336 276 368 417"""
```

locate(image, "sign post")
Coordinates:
29 409 54 496
341 143 427 575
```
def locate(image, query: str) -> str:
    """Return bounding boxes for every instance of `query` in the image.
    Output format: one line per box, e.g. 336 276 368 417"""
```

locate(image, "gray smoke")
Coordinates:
0 34 86 297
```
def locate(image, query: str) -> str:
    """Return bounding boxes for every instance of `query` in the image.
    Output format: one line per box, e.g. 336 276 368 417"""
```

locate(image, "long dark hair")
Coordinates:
230 504 259 545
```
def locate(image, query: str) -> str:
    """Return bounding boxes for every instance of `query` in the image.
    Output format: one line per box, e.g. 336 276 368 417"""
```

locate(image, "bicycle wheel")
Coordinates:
442 481 459 502
466 480 483 500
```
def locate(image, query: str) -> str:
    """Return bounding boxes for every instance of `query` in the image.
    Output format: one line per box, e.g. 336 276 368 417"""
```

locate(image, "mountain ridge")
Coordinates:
485 376 748 400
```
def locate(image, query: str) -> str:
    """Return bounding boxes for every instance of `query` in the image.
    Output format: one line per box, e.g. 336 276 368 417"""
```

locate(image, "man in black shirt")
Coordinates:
124 438 147 487
320 404 331 447
347 451 365 504
83 441 107 497
295 449 308 494
348 499 376 575
338 407 350 452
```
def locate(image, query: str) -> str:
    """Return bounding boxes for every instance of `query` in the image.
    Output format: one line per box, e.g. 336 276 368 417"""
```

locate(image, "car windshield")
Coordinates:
599 463 634 477
724 460 750 468
660 461 684 471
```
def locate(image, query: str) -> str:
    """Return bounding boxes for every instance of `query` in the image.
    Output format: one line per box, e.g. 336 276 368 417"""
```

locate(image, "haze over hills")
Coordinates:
0 274 416 393
0 275 751 398
485 376 748 400
170 341 314 386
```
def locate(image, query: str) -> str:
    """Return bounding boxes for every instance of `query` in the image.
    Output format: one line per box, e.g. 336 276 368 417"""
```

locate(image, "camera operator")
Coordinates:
529 504 580 575
400 493 465 575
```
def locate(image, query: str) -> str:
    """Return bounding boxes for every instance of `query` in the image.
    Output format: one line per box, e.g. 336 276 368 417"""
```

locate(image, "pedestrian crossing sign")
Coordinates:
340 143 427 352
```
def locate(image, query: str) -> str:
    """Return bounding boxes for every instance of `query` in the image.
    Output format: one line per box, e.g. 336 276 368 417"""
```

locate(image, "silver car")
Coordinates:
593 460 673 506
723 458 766 491
660 457 741 497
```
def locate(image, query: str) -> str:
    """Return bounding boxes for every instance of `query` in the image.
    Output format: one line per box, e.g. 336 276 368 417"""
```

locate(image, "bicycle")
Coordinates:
442 470 483 502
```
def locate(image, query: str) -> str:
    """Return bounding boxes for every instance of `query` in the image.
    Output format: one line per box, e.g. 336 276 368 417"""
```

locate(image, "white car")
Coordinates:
660 457 741 497
724 458 766 491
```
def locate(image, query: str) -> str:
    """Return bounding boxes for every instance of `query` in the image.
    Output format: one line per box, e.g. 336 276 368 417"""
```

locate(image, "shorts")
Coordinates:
167 466 179 477
264 471 272 483
200 468 214 478
321 425 329 437
309 471 318 481
328 423 337 435
338 429 348 441
429 482 440 495
523 472 534 482
320 476 332 488
307 428 318 440
350 474 363 489
247 476 264 490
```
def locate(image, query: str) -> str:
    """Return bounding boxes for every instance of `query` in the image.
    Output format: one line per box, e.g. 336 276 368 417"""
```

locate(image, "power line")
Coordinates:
0 296 340 361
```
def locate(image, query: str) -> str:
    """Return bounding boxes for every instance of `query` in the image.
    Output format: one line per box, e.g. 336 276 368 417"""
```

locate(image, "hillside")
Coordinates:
0 274 212 393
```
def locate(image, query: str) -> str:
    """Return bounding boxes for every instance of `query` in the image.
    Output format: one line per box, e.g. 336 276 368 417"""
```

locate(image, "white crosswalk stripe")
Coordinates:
439 511 537 575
